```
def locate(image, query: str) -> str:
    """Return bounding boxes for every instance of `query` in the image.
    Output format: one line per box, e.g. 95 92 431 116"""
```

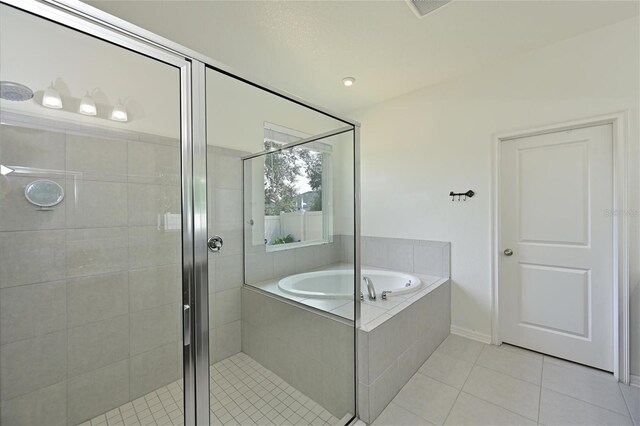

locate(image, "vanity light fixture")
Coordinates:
78 91 97 116
110 101 128 122
42 82 62 109
342 77 356 87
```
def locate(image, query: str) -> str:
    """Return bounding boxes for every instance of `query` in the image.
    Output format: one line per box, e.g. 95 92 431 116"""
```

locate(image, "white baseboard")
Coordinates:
630 375 640 388
450 325 492 344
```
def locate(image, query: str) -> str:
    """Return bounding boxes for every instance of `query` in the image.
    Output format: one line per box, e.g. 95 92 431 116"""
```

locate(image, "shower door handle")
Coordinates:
183 304 191 346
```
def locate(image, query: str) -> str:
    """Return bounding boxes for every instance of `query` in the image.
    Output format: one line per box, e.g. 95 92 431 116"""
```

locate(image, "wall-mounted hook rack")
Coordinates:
449 190 475 201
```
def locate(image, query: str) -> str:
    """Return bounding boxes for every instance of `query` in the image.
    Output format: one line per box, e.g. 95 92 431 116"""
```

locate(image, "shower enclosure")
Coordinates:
0 1 360 426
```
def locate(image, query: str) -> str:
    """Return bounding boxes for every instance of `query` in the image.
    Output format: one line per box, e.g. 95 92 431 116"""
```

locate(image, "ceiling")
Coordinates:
85 0 639 113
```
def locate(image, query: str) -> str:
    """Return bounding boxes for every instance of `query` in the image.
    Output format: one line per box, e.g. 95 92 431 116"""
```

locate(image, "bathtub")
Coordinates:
278 268 422 299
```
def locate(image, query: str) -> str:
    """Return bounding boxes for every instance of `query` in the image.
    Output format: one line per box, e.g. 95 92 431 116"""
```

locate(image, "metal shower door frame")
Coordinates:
2 0 362 424
0 0 210 424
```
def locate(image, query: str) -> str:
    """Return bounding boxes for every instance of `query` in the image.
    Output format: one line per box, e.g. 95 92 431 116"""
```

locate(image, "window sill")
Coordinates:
265 239 328 252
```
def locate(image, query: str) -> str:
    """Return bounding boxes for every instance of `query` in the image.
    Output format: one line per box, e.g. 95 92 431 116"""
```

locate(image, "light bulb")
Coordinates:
110 102 128 122
42 83 62 109
342 77 356 87
78 92 97 116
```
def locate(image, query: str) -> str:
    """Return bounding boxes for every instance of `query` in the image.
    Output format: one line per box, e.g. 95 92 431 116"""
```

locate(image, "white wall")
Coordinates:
206 68 346 152
0 4 180 138
350 17 640 375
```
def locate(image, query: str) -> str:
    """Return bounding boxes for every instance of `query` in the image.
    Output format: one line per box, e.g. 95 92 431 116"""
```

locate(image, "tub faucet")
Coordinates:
363 276 376 300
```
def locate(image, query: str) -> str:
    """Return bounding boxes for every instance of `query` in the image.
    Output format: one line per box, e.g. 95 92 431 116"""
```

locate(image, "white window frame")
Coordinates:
263 122 333 252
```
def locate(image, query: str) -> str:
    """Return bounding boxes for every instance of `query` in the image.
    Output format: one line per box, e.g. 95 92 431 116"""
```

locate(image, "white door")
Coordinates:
499 124 614 371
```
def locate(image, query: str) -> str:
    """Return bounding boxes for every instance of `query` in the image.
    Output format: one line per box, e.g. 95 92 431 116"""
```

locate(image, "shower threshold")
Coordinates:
79 352 341 426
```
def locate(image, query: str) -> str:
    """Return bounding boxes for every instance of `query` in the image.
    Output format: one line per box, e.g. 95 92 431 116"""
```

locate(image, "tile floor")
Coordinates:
79 352 341 426
373 334 639 426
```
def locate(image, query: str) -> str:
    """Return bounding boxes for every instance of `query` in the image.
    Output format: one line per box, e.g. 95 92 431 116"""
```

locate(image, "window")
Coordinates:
262 123 332 251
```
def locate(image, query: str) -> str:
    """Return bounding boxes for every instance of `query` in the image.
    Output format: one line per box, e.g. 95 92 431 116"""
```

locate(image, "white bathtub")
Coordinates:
278 269 422 299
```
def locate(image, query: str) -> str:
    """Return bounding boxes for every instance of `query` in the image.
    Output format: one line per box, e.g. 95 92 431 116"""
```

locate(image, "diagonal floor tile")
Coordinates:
462 365 540 421
373 402 433 425
542 360 628 415
444 392 536 425
418 351 474 389
620 384 640 425
436 335 485 363
393 373 459 425
539 388 632 426
499 344 543 361
476 345 542 385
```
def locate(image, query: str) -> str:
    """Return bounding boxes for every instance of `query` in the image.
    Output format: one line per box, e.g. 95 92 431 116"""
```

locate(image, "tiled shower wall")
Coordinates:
0 117 182 426
207 146 246 364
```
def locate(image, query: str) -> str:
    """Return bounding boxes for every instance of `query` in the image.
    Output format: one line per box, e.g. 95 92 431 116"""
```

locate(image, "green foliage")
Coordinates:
263 140 323 214
273 234 296 245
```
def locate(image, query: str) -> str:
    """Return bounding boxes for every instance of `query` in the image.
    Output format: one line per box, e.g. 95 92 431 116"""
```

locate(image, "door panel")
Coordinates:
500 124 613 371
0 4 187 425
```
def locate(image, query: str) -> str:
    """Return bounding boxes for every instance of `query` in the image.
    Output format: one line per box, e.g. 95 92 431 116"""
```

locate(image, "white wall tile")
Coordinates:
414 245 443 276
213 288 241 327
387 243 414 272
67 359 130 426
0 331 67 400
0 176 67 232
66 227 128 278
128 226 180 269
127 183 179 226
213 152 243 190
211 320 241 363
0 230 65 288
66 134 127 182
130 342 179 399
0 280 66 344
65 179 127 228
0 125 65 170
130 303 179 355
129 265 180 312
67 271 128 327
67 315 129 378
0 381 67 426
215 254 243 291
128 140 179 186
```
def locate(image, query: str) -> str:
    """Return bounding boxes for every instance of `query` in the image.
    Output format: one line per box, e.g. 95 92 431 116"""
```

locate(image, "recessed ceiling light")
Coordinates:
342 77 355 87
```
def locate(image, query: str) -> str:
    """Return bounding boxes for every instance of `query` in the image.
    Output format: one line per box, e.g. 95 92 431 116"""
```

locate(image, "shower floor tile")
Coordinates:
79 352 340 426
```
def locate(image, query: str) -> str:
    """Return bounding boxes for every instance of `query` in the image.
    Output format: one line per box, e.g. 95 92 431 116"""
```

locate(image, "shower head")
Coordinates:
0 81 34 102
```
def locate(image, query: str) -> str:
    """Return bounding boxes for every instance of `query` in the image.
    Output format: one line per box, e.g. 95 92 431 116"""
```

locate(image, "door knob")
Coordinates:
504 248 514 256
208 236 223 252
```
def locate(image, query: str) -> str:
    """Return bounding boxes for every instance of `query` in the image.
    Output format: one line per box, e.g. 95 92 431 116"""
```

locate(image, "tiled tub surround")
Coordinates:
360 236 450 278
245 236 450 319
358 280 451 423
241 286 356 420
242 236 452 423
0 118 183 426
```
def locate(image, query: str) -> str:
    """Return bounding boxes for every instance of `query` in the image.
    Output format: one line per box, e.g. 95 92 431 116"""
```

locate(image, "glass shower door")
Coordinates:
205 67 358 425
0 3 189 425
